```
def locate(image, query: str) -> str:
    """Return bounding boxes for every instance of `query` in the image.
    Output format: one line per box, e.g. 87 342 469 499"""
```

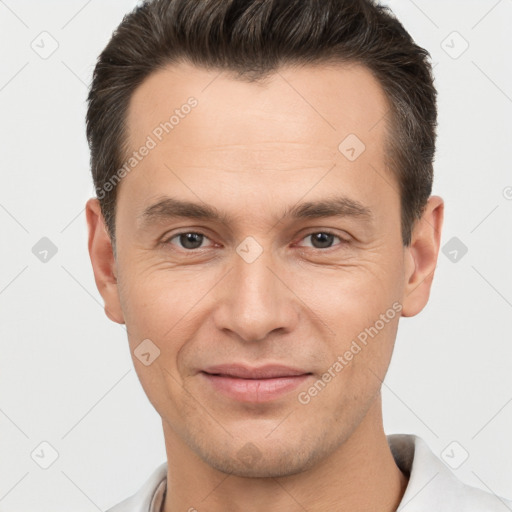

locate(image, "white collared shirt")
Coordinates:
106 434 512 511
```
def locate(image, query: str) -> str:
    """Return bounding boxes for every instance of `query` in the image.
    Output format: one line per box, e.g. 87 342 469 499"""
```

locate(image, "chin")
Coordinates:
192 435 324 478
206 453 311 478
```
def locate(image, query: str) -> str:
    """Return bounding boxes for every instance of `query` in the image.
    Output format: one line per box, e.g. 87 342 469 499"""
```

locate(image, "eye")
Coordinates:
163 230 348 252
166 232 213 250
297 231 348 249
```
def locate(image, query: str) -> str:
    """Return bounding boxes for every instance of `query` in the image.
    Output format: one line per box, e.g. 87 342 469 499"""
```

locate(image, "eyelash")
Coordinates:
162 230 349 251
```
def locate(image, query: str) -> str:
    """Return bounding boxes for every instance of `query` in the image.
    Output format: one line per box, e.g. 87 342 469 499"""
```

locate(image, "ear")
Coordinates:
401 195 444 317
85 198 125 324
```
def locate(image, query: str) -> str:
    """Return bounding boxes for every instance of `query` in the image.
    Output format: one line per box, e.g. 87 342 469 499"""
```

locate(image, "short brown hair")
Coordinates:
86 0 437 246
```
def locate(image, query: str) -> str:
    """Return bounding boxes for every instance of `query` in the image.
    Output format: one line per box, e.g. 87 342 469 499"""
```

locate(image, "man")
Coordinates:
85 0 511 510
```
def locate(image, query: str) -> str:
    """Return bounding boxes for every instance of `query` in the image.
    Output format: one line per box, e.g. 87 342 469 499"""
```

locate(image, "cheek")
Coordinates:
116 263 224 405
289 257 402 380
292 256 402 327
118 260 212 335
298 299 400 427
116 266 206 417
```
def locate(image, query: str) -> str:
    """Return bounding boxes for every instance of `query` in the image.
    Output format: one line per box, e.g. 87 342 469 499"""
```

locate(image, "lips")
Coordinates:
200 364 313 403
202 364 310 379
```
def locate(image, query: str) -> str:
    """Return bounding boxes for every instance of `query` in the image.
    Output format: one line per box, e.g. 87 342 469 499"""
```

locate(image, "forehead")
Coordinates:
124 60 391 174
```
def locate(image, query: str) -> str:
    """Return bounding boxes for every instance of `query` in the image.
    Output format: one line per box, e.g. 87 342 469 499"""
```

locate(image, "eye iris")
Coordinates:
311 233 334 248
176 233 337 250
180 233 203 249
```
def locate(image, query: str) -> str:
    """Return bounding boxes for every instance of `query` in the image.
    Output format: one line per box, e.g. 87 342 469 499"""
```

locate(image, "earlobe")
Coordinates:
85 198 125 324
401 195 444 318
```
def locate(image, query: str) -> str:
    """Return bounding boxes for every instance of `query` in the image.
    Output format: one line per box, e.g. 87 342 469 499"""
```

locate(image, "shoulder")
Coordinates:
105 462 167 512
388 434 512 512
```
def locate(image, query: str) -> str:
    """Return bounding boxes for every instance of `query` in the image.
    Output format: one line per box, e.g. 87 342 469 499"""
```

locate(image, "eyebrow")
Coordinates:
138 195 373 229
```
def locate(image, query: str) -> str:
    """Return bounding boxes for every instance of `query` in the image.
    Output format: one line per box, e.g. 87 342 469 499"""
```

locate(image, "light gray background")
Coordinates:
0 0 511 510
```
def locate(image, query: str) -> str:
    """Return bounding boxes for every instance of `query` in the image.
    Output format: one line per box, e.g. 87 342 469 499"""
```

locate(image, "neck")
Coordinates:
162 396 408 512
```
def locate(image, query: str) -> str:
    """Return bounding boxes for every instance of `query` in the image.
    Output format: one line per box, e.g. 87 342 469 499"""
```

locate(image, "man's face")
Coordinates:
105 61 414 476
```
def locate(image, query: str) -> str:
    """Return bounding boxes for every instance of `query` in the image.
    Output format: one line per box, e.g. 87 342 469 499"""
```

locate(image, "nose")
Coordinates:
212 246 300 343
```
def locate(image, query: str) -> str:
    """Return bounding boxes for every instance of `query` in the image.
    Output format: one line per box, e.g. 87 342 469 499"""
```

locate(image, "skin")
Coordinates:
86 61 444 512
